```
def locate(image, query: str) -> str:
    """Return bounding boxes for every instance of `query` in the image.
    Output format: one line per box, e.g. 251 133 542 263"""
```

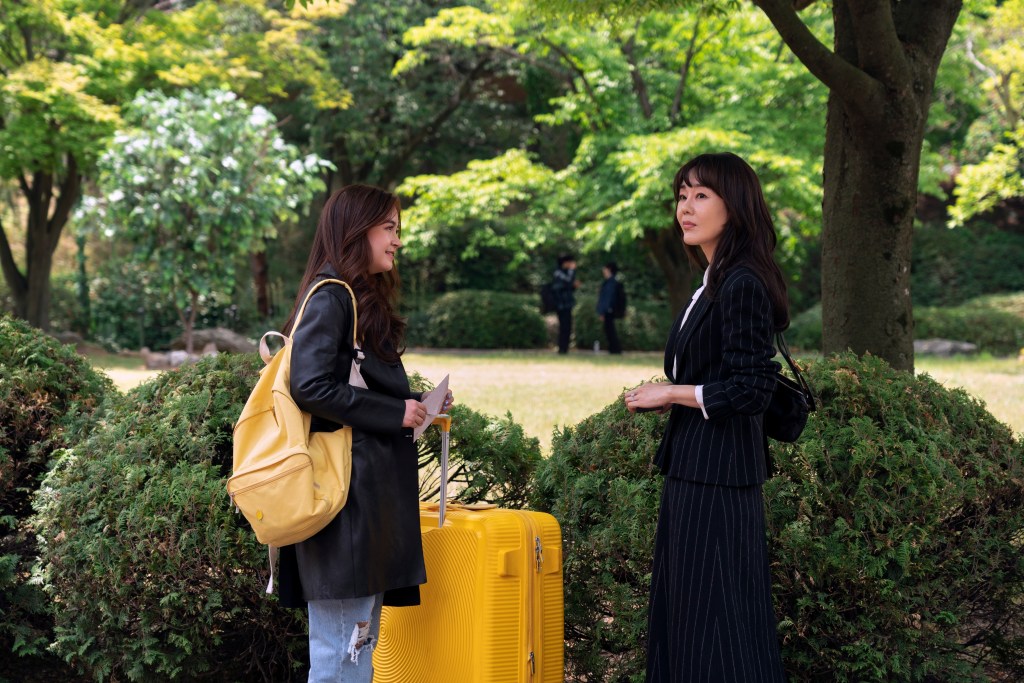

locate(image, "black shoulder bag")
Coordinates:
764 332 817 443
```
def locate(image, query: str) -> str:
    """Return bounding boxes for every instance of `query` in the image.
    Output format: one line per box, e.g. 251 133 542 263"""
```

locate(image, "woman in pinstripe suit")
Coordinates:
625 152 788 682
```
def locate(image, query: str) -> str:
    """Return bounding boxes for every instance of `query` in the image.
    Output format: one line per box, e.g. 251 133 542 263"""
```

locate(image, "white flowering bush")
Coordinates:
76 89 332 351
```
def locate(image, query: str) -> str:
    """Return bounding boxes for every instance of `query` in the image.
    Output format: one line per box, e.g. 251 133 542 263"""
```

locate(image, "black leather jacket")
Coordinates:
276 272 426 608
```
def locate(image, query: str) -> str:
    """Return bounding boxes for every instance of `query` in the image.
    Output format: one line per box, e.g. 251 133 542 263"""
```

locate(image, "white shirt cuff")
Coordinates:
695 385 709 419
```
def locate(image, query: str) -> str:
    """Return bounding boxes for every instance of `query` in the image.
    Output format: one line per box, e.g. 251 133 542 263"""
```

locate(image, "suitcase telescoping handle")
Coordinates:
431 414 451 527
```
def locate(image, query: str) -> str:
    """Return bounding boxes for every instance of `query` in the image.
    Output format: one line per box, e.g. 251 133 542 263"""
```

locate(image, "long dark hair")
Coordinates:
672 152 790 330
283 184 406 362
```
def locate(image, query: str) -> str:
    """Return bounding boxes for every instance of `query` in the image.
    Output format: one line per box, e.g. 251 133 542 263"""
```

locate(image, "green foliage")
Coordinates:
409 374 542 509
972 290 1024 318
0 0 343 330
420 290 548 349
785 298 1024 356
912 221 1024 306
535 354 1024 682
0 315 112 673
30 354 544 681
76 88 329 347
532 395 667 683
281 0 534 189
571 291 671 352
395 4 825 316
399 150 559 265
786 303 823 353
33 354 309 682
767 354 1024 681
942 1 1024 224
950 126 1024 226
915 301 1024 355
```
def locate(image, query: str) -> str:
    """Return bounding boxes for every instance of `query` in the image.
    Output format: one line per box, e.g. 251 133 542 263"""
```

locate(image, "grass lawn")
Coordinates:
87 348 1023 452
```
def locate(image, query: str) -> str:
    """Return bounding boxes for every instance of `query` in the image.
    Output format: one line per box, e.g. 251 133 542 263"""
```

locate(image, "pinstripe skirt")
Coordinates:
646 477 785 683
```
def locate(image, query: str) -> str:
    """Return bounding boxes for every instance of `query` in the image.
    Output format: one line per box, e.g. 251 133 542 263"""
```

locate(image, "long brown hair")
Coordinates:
283 184 406 362
672 152 790 330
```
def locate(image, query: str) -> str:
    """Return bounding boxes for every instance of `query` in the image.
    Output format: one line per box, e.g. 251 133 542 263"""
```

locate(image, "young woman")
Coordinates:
276 184 452 682
624 153 788 682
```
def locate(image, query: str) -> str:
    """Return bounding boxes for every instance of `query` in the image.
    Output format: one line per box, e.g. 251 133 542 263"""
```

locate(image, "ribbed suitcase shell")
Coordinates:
374 503 564 683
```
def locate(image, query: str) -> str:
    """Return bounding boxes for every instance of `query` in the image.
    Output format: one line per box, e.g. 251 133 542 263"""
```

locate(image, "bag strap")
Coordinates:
775 332 817 412
292 277 360 349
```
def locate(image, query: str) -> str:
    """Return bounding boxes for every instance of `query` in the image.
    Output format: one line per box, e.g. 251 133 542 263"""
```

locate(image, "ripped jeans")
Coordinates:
308 593 383 683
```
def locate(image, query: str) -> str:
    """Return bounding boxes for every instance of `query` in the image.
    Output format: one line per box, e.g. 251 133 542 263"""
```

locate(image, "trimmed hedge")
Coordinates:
911 221 1024 307
534 353 1024 682
571 292 671 352
0 315 113 679
416 290 548 349
784 297 1024 355
915 301 1023 355
32 356 542 681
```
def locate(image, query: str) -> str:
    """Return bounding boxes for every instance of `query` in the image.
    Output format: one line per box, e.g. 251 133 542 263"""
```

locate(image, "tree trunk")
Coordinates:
820 93 919 370
2 160 81 332
643 226 698 316
251 251 270 319
752 0 961 372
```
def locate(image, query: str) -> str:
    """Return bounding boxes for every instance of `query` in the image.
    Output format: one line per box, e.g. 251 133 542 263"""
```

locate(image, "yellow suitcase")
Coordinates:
373 417 564 683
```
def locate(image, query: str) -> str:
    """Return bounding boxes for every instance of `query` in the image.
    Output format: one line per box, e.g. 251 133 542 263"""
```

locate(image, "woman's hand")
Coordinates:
623 382 676 414
402 399 427 428
441 390 455 413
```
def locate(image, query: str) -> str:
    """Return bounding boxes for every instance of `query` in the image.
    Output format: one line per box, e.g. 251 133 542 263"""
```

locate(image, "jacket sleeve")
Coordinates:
700 273 777 420
289 287 406 434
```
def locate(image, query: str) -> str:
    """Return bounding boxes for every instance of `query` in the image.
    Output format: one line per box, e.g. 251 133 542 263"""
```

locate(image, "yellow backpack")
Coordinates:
228 279 357 557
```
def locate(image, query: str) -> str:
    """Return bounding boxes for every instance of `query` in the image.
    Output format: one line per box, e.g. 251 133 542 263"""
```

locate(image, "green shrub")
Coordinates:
973 291 1024 319
410 374 542 508
534 354 1024 682
783 298 1024 355
916 302 1023 355
0 315 113 677
32 357 545 681
768 353 1024 681
532 399 667 683
911 221 1024 307
423 290 548 349
33 354 308 682
72 260 263 352
786 303 823 352
571 292 671 352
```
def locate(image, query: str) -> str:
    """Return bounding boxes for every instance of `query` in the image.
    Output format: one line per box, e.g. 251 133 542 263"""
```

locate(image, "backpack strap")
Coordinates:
292 278 360 351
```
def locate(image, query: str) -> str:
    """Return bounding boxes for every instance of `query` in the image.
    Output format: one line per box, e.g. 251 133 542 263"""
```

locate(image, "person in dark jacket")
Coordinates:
596 261 623 354
551 254 579 354
624 153 788 682
278 184 454 683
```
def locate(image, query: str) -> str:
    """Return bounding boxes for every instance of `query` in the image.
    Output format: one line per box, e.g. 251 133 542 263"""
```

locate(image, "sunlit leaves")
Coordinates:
394 6 518 76
0 59 120 178
76 89 330 320
949 125 1024 225
399 149 557 263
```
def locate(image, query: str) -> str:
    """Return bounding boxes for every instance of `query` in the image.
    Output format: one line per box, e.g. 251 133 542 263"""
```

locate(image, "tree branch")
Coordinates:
671 14 703 125
845 0 912 86
0 214 27 298
541 37 606 130
379 57 491 187
620 21 652 120
964 34 996 80
47 155 81 252
751 0 885 111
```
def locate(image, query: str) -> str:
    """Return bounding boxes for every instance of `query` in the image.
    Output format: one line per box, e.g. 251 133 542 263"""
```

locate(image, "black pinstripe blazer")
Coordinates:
653 266 779 486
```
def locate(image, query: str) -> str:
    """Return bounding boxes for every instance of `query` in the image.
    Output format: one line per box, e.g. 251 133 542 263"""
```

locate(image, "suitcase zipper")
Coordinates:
515 511 542 680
